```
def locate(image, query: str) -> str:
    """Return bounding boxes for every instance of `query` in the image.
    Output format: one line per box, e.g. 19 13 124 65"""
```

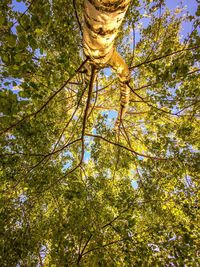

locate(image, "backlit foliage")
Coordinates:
0 0 200 266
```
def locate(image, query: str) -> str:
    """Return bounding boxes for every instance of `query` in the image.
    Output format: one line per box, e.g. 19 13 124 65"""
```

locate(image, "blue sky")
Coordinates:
165 0 199 37
12 0 27 12
166 0 197 15
12 0 198 13
12 0 198 32
9 0 199 186
10 0 199 126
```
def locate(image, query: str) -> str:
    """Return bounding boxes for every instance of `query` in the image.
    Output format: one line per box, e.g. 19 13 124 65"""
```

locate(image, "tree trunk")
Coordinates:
83 0 131 126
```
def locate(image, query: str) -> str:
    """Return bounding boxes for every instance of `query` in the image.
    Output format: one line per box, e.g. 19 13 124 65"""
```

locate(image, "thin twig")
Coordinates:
85 133 166 160
129 68 200 94
87 71 99 119
10 0 36 29
130 45 200 70
77 234 93 264
53 83 88 151
0 58 88 135
130 22 136 66
82 238 126 256
73 0 83 36
127 82 200 117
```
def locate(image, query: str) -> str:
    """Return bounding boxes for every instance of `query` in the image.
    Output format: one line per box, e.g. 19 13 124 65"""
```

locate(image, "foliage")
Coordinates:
0 0 200 266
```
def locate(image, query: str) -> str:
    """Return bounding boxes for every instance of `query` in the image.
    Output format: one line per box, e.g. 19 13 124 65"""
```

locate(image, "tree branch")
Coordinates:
0 58 88 135
130 45 200 70
82 238 126 256
85 133 166 160
73 0 83 36
81 65 96 162
77 234 93 264
53 83 88 152
9 0 36 30
128 68 200 95
127 81 200 117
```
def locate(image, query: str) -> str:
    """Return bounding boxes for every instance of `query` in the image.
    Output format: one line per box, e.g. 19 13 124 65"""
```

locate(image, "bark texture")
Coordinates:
83 0 131 126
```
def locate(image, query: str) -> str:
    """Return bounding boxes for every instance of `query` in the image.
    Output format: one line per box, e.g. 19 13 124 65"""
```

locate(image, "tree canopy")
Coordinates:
0 0 200 266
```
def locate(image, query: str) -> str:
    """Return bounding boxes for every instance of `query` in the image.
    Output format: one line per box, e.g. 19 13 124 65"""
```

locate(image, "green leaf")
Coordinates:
6 34 17 46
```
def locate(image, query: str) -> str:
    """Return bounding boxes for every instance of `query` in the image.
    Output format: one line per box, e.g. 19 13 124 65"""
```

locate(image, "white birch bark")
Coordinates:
83 0 131 126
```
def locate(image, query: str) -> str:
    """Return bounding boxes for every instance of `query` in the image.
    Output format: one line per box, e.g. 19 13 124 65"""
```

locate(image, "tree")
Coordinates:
0 0 200 266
